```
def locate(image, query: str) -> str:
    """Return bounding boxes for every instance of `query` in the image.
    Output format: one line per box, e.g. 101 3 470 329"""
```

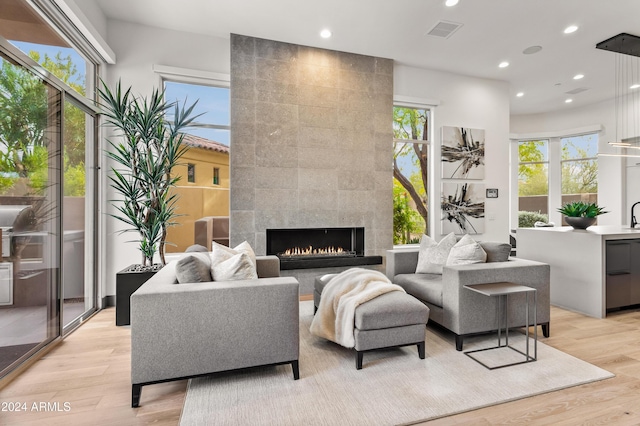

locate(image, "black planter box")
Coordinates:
115 266 160 326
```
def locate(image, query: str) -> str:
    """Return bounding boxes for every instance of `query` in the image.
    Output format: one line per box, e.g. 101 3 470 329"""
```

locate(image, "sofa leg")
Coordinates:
132 384 142 408
291 360 300 380
417 341 425 359
542 323 550 338
455 335 463 351
356 351 363 370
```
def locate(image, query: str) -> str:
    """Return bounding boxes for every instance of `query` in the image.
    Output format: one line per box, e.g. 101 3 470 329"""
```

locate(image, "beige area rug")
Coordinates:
180 301 613 426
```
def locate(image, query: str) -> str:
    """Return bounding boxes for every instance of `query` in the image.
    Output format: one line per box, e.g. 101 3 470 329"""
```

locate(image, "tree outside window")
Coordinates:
518 140 549 227
393 107 429 244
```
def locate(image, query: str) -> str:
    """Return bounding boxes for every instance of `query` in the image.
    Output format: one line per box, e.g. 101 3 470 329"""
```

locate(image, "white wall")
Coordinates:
103 20 230 296
101 23 514 296
510 98 625 226
394 65 511 243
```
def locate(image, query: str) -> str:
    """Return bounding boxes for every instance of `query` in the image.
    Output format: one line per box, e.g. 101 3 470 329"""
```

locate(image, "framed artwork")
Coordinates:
441 182 485 235
441 126 485 179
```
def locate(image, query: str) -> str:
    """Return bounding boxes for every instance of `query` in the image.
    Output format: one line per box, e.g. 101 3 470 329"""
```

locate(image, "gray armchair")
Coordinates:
386 248 550 351
130 255 299 407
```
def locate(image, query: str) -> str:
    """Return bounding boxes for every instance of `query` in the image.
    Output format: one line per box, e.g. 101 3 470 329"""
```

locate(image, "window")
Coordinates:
518 140 549 226
213 167 220 185
187 164 195 183
561 134 598 199
393 106 430 243
163 81 230 144
513 132 600 228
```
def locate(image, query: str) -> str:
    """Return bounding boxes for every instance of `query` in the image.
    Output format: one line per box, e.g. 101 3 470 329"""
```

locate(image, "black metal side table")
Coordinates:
463 282 537 369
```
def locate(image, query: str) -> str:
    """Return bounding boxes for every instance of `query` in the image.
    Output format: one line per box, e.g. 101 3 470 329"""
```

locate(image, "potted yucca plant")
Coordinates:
557 201 608 229
98 79 199 325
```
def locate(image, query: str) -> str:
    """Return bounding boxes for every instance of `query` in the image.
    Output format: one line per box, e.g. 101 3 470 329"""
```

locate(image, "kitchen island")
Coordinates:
517 226 640 318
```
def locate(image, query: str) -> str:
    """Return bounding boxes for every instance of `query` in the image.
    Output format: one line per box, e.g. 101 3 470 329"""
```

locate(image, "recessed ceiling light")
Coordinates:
498 61 509 68
516 92 524 97
564 25 578 34
445 0 459 6
573 74 584 80
631 84 640 89
522 46 542 55
320 29 332 38
565 98 573 103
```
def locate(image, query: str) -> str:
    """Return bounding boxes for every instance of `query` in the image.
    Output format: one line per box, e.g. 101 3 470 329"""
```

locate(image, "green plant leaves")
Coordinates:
557 201 608 218
99 79 198 266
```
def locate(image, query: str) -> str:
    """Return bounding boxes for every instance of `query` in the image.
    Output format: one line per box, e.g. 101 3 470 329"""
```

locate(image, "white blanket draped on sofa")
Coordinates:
310 268 406 348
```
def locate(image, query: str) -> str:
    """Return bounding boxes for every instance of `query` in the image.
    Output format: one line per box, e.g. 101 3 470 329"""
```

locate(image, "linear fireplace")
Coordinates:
266 227 382 270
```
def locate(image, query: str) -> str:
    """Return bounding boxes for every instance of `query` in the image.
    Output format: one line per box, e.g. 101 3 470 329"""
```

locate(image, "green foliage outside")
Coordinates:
519 137 598 198
393 180 423 244
518 140 548 196
393 107 429 243
0 51 86 197
518 211 549 228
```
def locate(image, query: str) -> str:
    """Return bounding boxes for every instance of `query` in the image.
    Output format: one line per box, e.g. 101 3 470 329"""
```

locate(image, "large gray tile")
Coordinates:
298 168 338 191
298 189 338 211
255 123 299 147
375 57 394 76
256 57 299 84
255 188 299 210
338 52 376 74
256 144 298 168
338 69 374 93
229 189 255 210
298 62 340 88
255 38 298 62
230 53 256 80
230 101 255 126
299 105 338 128
298 127 339 148
374 73 394 95
255 167 298 189
231 34 256 57
298 147 341 169
337 170 375 191
256 79 299 105
298 45 338 67
298 85 339 108
230 166 256 188
231 77 256 101
255 102 298 125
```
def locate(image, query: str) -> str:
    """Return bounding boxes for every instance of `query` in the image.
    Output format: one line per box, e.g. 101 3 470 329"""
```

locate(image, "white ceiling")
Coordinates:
92 0 640 115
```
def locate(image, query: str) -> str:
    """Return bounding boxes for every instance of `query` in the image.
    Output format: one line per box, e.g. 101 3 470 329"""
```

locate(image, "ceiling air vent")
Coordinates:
426 21 463 39
565 87 589 95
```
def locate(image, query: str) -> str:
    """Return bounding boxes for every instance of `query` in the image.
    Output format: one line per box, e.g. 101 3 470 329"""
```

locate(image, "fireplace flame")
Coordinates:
282 245 345 257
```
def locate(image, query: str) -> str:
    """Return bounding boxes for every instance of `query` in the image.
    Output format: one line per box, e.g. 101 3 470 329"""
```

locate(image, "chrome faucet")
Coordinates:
631 201 640 228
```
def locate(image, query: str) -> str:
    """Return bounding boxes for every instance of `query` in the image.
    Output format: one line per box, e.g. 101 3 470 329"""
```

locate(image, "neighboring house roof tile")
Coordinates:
181 133 229 154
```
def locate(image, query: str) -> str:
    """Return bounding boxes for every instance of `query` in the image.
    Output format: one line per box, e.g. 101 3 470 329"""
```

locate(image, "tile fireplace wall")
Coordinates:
229 34 394 293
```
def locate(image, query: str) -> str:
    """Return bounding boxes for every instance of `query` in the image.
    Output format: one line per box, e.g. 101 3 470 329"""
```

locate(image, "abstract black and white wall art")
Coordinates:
441 126 485 179
441 182 485 234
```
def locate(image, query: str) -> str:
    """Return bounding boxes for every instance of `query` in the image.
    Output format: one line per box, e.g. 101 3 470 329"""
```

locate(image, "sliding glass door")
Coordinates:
0 51 62 374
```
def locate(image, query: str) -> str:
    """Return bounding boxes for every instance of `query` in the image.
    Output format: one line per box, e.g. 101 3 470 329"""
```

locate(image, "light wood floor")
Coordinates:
1 305 640 425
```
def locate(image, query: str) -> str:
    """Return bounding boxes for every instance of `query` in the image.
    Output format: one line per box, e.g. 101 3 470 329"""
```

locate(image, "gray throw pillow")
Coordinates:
186 244 209 253
479 242 512 262
175 255 212 284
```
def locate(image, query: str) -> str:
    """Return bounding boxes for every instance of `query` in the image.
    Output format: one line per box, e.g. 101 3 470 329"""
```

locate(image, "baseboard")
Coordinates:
103 295 116 307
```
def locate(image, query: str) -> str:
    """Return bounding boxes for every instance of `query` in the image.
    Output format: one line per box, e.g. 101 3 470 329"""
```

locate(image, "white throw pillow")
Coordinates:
209 241 258 280
415 232 457 274
447 234 487 266
211 252 259 281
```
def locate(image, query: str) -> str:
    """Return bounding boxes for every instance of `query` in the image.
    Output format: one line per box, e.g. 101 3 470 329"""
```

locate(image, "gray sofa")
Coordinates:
130 255 299 407
386 247 550 351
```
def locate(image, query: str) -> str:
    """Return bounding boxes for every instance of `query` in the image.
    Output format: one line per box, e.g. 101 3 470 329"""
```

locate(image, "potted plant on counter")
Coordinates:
557 201 608 229
98 79 199 325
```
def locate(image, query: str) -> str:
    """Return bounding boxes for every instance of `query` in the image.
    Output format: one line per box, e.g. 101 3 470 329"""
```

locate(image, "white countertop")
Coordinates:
519 225 640 237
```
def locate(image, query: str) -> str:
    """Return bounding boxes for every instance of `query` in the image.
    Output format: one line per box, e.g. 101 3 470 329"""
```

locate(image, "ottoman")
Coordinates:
314 274 430 369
